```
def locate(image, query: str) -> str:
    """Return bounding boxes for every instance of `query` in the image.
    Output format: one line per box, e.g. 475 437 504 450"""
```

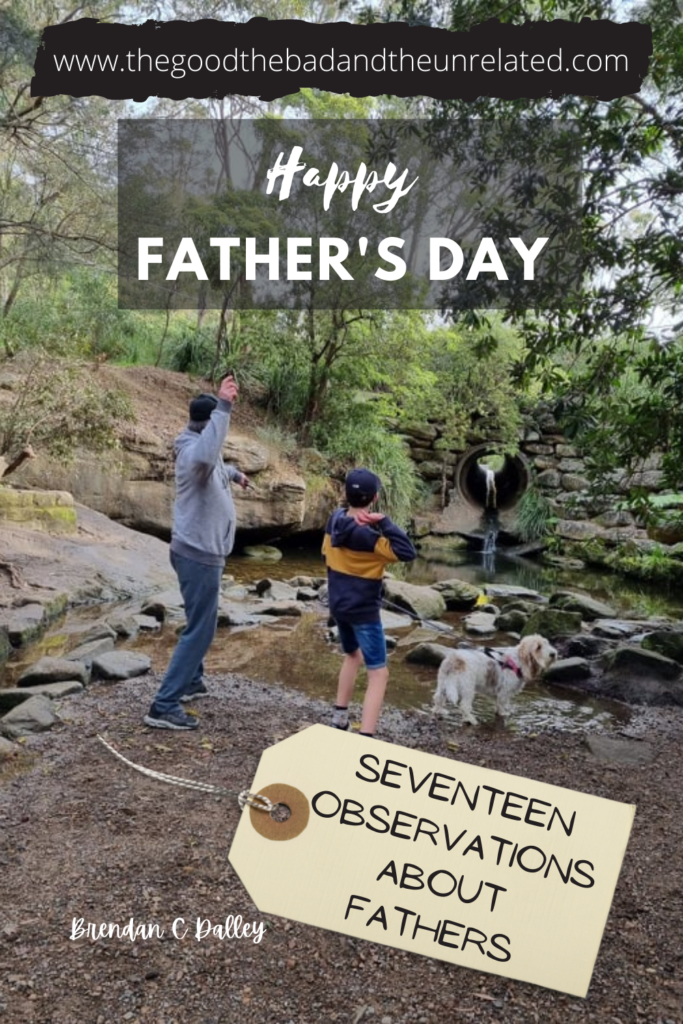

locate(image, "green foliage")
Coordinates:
515 486 556 542
313 414 420 528
392 0 683 493
0 354 134 465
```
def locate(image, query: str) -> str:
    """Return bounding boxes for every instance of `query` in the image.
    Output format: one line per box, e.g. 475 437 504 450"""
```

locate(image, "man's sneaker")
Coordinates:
180 682 209 703
143 707 199 731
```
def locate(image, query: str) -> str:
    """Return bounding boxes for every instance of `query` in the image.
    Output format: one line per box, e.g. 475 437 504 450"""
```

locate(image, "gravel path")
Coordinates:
1 672 682 1023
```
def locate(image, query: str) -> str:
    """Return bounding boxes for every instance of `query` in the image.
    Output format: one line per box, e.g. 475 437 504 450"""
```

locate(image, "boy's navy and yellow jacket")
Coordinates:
322 509 417 624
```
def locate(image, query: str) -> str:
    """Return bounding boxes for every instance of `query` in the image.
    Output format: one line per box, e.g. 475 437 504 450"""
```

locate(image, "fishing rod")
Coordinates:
381 595 458 636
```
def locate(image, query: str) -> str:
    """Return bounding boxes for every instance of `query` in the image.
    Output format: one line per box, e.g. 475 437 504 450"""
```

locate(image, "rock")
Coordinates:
402 423 438 442
641 630 683 664
584 735 655 765
0 603 47 647
106 614 140 638
591 619 644 640
396 627 447 648
495 609 528 633
256 602 304 617
522 609 583 639
561 473 590 492
18 656 89 687
144 588 184 614
217 604 260 627
287 575 319 588
383 580 447 621
432 578 482 610
601 646 680 681
1 695 59 738
66 636 116 665
0 486 77 533
80 622 118 643
296 587 319 601
222 436 270 473
484 584 544 602
255 579 298 601
564 635 610 659
221 585 250 601
502 600 542 615
556 520 605 541
0 735 20 759
405 642 452 666
0 681 84 711
536 469 562 489
133 614 162 631
597 675 683 706
463 612 498 635
379 609 414 630
549 591 617 621
243 545 283 561
543 657 592 683
91 651 152 680
139 602 166 622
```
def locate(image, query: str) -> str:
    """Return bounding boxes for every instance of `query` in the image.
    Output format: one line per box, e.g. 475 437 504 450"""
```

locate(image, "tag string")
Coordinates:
97 735 274 813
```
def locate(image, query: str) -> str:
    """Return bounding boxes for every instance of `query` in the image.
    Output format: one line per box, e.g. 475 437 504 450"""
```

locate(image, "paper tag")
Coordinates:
229 726 635 998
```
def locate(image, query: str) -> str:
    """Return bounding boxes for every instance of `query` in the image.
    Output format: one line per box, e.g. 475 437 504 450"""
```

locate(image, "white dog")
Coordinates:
433 635 557 725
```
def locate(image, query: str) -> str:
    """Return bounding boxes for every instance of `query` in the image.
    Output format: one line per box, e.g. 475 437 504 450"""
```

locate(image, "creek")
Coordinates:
4 543 683 734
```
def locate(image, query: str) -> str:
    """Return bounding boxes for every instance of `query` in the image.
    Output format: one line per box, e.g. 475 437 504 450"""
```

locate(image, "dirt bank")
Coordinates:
1 671 682 1023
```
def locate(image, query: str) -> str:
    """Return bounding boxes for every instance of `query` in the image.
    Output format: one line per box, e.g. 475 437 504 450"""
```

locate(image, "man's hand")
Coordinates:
218 374 239 404
239 473 251 490
356 510 386 526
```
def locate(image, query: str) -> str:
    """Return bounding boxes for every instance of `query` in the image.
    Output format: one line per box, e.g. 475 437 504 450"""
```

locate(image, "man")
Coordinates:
144 374 248 731
322 468 417 737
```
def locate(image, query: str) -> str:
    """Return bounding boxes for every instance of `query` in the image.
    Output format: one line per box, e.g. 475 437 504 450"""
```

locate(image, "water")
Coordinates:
4 543 681 733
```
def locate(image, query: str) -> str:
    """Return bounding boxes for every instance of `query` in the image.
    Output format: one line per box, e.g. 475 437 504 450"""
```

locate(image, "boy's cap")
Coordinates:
189 393 218 422
345 468 381 500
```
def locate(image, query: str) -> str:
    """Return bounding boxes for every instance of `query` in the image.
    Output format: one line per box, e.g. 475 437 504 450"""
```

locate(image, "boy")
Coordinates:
322 468 417 737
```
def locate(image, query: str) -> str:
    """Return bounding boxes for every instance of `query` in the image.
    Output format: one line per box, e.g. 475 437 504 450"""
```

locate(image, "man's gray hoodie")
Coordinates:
170 398 242 566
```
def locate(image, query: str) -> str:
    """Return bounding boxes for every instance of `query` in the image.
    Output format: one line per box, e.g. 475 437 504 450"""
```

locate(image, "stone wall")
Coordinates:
402 406 664 546
0 488 77 533
13 428 324 542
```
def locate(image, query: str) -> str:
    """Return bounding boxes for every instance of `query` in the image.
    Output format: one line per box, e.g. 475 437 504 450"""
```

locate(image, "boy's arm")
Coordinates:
374 517 417 563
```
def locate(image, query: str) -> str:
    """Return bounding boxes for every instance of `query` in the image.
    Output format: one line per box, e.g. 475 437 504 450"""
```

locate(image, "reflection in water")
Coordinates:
3 541 682 736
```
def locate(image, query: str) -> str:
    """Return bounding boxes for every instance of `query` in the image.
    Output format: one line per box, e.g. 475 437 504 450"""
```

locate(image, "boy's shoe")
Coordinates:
143 707 199 731
331 720 350 730
180 682 209 703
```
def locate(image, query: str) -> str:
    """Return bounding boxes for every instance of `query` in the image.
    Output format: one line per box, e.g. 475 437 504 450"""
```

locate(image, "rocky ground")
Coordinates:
1 667 682 1024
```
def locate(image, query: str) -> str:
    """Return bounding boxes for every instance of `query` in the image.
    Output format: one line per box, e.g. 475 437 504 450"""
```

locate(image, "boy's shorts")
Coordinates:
336 620 387 670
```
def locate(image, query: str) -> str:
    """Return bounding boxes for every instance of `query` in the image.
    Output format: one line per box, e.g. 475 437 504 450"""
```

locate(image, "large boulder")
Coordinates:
405 642 452 666
522 609 583 639
549 591 617 621
0 681 84 712
18 656 89 687
463 612 498 635
1 695 59 738
601 646 680 681
431 578 482 610
1 604 47 647
383 579 447 621
641 630 683 664
495 609 528 633
543 657 592 683
91 651 151 681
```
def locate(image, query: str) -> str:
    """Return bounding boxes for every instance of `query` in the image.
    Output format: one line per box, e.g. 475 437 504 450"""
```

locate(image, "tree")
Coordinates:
390 0 683 487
